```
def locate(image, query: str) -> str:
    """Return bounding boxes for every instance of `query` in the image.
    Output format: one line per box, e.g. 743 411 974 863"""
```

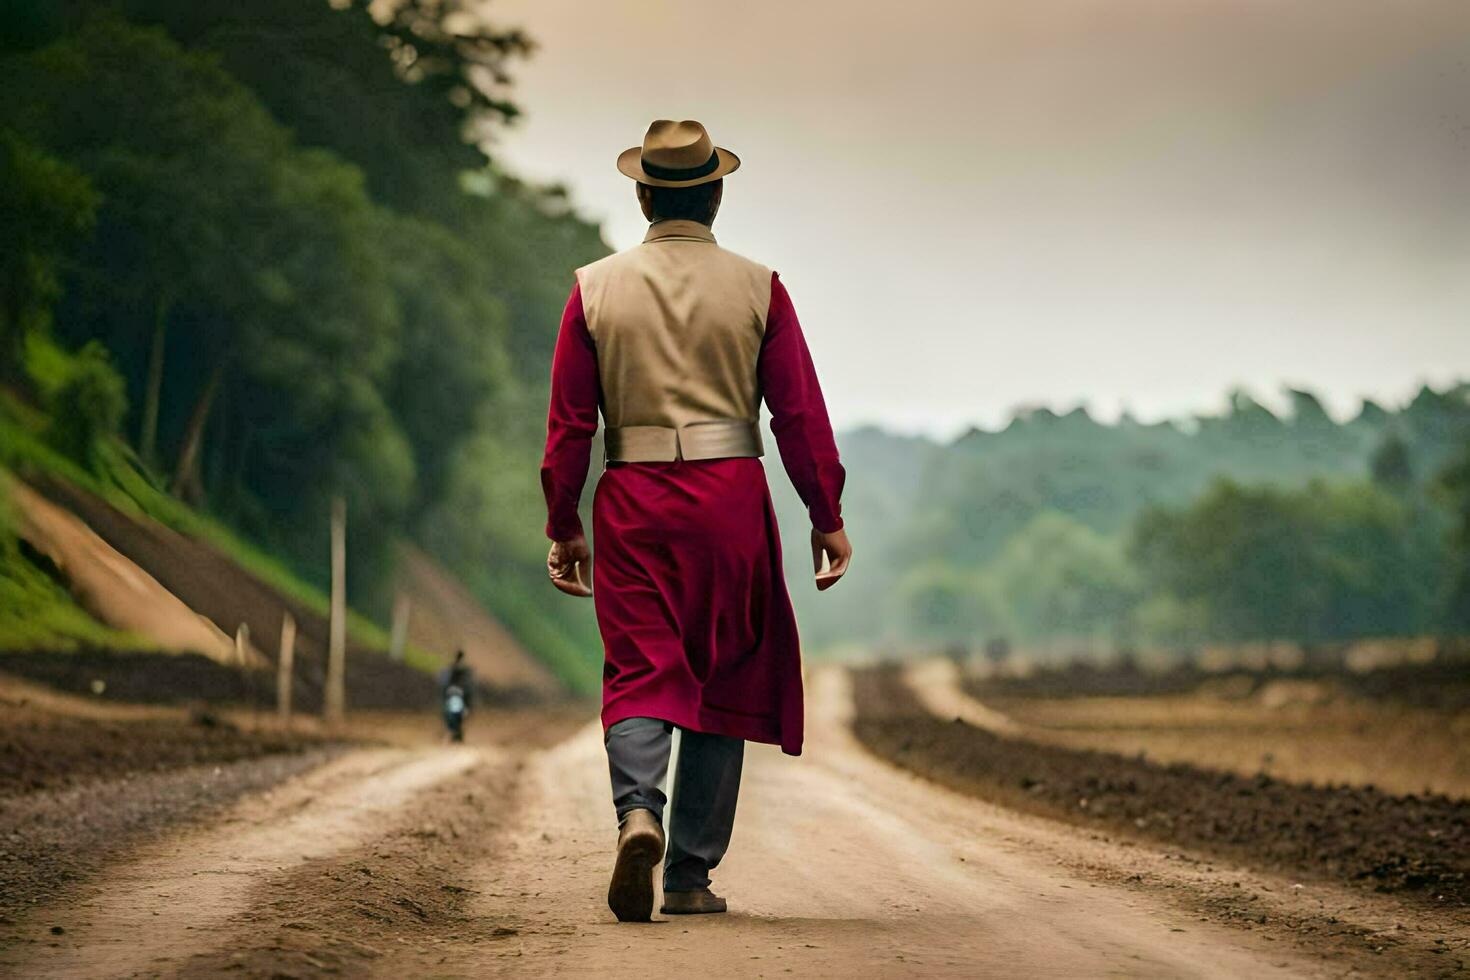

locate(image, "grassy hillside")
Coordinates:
1 337 435 673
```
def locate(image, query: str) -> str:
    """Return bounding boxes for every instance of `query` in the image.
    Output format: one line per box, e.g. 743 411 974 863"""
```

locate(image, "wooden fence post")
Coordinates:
325 495 347 726
389 593 411 663
277 610 296 726
234 622 254 725
234 621 250 665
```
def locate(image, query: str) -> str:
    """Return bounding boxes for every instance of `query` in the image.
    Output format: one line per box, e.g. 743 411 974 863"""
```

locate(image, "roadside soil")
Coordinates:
2 648 281 710
972 655 1470 712
0 671 588 930
0 746 347 931
0 672 344 923
0 745 487 977
855 666 1470 912
980 690 1470 800
0 675 328 798
961 657 1470 800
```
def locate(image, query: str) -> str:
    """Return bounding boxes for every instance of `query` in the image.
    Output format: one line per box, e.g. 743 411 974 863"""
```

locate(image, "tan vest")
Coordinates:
576 219 772 462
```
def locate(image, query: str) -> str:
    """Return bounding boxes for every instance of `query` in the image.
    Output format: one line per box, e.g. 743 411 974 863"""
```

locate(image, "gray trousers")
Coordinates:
605 717 744 893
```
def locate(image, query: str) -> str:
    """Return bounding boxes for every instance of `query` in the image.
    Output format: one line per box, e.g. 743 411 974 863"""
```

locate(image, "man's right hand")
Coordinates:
811 526 852 591
547 534 593 597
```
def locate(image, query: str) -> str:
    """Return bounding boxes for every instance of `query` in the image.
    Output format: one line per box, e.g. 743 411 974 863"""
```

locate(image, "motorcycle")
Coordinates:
443 683 467 743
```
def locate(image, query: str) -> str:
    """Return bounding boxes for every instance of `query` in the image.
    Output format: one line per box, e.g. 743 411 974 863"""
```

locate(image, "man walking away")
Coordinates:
541 119 851 922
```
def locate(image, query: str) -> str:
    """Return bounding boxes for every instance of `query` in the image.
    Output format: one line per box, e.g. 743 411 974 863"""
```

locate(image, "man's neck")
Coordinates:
643 219 717 244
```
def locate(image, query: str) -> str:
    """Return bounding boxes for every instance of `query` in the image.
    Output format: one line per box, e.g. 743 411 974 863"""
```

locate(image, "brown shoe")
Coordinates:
660 887 728 915
608 809 665 922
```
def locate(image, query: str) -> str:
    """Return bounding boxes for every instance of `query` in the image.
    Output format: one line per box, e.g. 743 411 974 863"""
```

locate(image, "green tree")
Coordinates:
5 18 414 558
102 0 532 219
985 511 1140 643
1438 443 1470 632
897 561 1011 645
381 214 509 513
1132 478 1431 643
4 15 303 470
46 340 127 468
0 129 98 374
1370 431 1414 493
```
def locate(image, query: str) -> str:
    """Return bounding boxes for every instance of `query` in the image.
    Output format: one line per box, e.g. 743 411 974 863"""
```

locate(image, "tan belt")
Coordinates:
605 420 764 463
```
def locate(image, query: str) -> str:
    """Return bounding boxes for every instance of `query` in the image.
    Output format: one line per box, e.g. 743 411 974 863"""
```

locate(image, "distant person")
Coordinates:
438 650 473 742
541 120 851 921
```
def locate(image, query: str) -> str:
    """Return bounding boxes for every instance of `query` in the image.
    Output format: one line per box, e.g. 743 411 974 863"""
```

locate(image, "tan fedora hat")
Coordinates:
617 119 740 188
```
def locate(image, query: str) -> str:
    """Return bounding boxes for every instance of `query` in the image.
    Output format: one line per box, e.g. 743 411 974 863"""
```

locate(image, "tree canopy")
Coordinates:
771 383 1470 654
0 0 608 689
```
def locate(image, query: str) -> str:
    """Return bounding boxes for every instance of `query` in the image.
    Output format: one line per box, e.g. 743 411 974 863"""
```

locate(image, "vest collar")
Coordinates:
643 219 717 245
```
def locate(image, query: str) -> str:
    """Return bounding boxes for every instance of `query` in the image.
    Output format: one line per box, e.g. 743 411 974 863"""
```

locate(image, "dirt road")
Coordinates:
6 669 1453 978
424 670 1315 979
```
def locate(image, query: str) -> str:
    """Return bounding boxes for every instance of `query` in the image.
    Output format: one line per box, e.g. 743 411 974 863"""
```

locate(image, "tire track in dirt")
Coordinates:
904 658 1024 736
0 746 480 978
168 753 525 978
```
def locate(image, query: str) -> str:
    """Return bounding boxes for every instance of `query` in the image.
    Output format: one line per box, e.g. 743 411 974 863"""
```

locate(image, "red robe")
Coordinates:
541 272 844 755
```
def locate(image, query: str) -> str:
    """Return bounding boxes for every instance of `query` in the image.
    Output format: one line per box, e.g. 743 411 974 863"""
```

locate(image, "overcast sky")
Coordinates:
486 0 1470 438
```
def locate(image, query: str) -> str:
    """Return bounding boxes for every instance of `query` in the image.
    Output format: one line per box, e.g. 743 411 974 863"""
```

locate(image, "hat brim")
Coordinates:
617 146 740 187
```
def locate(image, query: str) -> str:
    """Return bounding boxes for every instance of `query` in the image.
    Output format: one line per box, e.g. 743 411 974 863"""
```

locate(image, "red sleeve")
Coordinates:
759 272 845 533
540 283 600 541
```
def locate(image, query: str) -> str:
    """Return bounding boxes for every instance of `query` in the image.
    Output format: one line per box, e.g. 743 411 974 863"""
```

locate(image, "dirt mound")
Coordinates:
168 755 522 979
1253 678 1340 708
973 652 1470 712
394 544 560 698
853 666 1470 908
8 479 239 662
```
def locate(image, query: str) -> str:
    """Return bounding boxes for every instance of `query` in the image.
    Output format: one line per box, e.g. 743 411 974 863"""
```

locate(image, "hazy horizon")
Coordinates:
486 0 1470 439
